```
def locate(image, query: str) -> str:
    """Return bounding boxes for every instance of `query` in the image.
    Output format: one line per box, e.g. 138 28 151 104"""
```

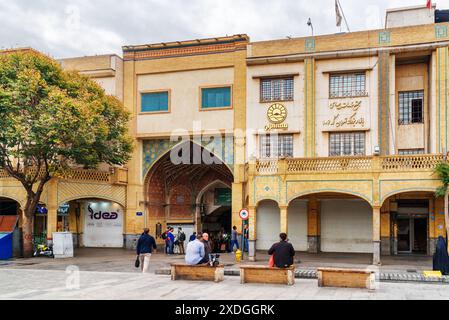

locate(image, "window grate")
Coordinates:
329 132 366 156
261 78 294 102
260 134 293 158
398 91 424 125
329 73 367 98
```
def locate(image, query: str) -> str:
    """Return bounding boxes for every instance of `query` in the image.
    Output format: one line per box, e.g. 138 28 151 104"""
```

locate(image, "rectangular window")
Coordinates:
329 73 367 98
201 86 232 109
260 78 294 102
329 132 366 156
259 134 293 158
141 91 169 113
398 91 424 125
398 149 425 155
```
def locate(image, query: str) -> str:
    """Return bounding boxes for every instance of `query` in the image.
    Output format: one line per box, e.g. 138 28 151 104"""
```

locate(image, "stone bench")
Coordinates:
170 263 224 282
240 265 295 286
317 267 375 290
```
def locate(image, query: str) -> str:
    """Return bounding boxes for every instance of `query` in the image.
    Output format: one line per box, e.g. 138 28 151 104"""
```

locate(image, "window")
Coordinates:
398 149 425 155
260 134 293 158
329 73 367 98
260 78 294 102
201 86 232 109
141 91 169 112
398 91 424 125
329 132 365 156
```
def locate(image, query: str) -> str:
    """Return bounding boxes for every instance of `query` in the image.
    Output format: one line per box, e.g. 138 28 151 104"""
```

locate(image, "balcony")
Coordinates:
253 154 445 175
0 167 128 185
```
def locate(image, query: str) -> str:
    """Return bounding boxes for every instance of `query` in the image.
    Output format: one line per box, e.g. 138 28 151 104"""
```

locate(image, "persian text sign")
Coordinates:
322 100 367 129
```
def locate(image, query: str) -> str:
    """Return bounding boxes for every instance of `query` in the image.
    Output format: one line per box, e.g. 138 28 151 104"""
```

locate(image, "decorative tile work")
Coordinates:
254 176 282 204
305 38 315 52
378 31 391 45
142 136 234 178
435 25 448 39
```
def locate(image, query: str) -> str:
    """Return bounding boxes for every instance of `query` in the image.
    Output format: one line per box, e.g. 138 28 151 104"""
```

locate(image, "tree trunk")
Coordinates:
445 193 449 255
22 211 34 258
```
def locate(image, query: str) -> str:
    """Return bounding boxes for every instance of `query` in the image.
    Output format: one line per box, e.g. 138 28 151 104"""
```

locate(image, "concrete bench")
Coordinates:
170 263 224 282
317 267 375 290
240 265 295 286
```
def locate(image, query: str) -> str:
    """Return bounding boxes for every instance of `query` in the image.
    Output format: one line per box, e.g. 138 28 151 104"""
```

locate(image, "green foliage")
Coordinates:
434 162 449 198
0 50 133 184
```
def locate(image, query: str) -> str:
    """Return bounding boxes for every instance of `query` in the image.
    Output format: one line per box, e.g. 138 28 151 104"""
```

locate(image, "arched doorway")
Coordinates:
145 140 233 244
381 191 436 256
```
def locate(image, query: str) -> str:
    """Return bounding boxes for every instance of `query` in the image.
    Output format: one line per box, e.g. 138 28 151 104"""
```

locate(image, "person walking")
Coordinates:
243 224 249 253
136 228 157 273
177 227 186 255
268 233 295 268
230 226 240 252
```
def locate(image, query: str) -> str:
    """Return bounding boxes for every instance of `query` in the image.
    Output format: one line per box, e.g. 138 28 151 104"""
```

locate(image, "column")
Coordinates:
307 197 320 253
248 205 257 261
46 179 58 244
436 46 449 153
280 205 288 234
377 51 391 155
304 58 316 157
372 206 381 265
380 201 391 255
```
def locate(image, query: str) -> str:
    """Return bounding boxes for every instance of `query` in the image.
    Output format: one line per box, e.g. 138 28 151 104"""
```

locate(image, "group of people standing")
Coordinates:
161 226 186 255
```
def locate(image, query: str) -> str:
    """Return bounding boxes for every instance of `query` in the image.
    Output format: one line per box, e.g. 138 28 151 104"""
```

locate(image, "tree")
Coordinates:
0 50 133 257
434 161 449 254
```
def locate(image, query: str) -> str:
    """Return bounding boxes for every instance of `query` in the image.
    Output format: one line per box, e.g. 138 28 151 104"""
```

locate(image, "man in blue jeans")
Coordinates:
230 226 239 252
167 227 175 254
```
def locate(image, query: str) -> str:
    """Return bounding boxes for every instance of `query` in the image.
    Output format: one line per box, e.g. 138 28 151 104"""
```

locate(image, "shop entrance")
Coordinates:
396 199 428 254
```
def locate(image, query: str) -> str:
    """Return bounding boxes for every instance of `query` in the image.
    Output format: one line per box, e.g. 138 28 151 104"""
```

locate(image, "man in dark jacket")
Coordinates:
136 228 157 273
268 233 295 268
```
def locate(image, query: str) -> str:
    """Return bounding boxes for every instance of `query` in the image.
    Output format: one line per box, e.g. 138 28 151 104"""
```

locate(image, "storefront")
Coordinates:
82 200 124 248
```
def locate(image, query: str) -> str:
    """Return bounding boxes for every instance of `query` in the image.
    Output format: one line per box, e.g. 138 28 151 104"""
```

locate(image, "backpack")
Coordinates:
161 232 167 240
179 232 186 242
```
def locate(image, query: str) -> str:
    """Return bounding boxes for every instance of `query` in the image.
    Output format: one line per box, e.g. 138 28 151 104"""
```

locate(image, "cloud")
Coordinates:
0 0 435 58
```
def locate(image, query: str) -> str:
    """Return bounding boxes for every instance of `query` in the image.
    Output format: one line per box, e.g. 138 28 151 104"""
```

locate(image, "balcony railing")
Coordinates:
0 167 128 184
254 154 445 175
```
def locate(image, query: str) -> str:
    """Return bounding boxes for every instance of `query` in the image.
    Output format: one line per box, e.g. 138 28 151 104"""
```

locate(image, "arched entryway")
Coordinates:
381 191 437 256
144 140 233 244
287 192 374 254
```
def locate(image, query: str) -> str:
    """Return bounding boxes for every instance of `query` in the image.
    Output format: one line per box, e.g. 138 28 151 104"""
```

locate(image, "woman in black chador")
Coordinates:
433 236 449 275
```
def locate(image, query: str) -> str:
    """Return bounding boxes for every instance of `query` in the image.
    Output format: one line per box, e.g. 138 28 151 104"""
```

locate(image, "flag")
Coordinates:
336 0 342 27
426 0 431 9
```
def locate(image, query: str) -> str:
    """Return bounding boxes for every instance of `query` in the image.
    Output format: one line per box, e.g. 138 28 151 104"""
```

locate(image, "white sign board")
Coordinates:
239 208 250 220
83 201 124 248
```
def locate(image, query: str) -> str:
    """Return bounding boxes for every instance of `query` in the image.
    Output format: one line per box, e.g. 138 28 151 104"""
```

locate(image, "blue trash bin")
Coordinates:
0 233 13 260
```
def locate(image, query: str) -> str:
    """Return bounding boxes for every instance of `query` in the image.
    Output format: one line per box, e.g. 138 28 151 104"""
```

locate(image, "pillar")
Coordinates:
435 46 449 153
429 197 436 255
307 197 320 253
304 58 316 157
46 179 58 244
248 205 257 261
380 201 391 255
372 206 381 265
280 205 288 234
378 51 391 155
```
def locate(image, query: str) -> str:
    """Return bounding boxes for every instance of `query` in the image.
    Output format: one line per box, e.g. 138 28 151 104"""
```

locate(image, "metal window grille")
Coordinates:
259 134 293 158
261 78 294 102
398 91 424 125
329 73 367 98
329 132 366 156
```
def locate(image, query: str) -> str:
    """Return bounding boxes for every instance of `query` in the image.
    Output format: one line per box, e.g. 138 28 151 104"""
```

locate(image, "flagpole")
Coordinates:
337 0 351 32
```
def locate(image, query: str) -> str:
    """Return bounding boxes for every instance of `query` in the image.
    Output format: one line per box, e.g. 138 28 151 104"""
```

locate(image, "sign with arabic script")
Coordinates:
322 100 367 129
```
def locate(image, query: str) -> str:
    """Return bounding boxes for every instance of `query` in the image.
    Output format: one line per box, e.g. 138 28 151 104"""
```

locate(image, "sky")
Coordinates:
0 0 444 58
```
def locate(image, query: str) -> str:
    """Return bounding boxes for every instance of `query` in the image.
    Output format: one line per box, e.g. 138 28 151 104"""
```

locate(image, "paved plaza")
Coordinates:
1 268 449 300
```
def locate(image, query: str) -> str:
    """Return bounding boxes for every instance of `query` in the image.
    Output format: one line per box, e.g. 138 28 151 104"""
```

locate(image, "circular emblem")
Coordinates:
267 103 287 124
239 208 250 220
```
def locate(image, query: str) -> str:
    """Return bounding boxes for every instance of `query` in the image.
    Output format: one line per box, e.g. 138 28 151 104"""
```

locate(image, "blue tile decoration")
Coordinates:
305 38 315 52
435 25 448 39
378 31 391 45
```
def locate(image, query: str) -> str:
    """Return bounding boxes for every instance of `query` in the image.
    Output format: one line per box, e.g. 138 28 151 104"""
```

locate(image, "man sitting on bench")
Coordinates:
185 234 208 265
268 233 295 268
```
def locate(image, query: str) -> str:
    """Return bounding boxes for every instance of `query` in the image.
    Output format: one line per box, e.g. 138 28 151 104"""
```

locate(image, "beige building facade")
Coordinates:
1 7 449 265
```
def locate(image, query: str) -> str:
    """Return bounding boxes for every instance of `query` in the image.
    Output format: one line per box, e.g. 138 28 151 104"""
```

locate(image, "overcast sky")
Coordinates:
0 0 442 58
